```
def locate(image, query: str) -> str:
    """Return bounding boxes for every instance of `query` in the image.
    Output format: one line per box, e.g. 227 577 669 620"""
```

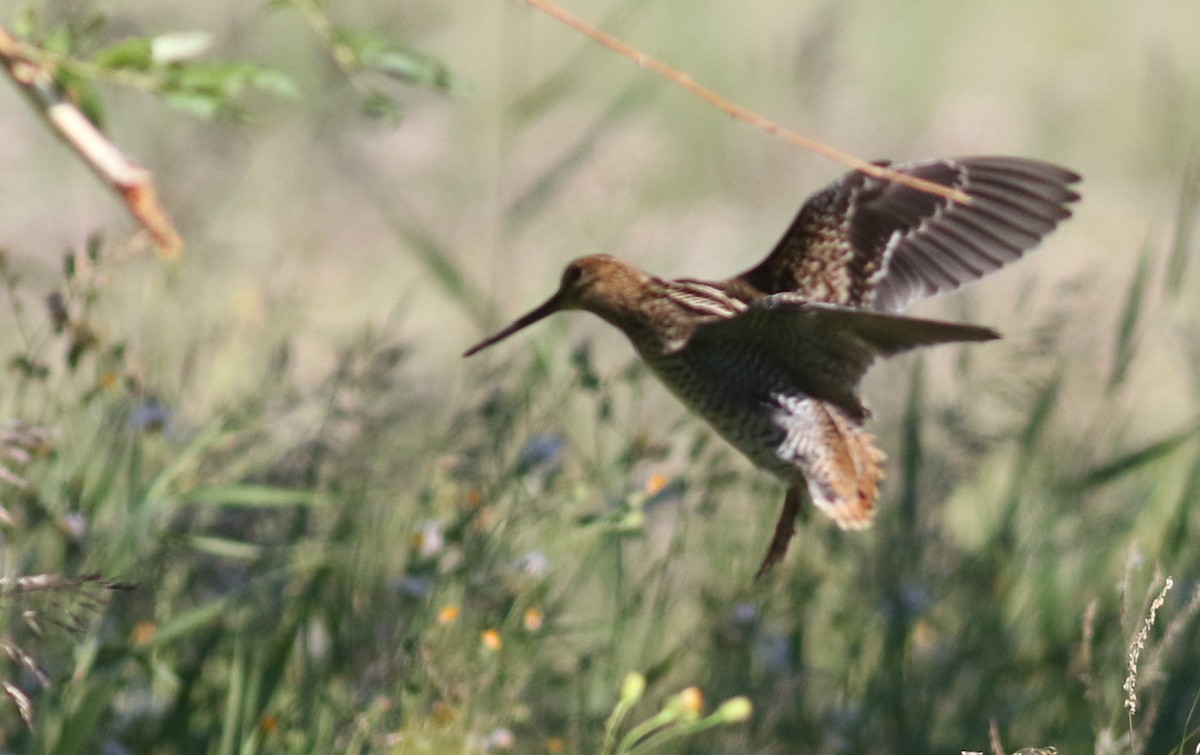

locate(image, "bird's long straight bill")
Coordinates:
463 294 564 357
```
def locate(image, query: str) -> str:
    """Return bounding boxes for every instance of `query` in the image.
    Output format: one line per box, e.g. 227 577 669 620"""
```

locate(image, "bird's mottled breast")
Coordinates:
628 332 801 478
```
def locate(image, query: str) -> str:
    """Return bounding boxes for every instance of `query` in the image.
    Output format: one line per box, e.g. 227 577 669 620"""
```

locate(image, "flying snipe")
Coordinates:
466 157 1080 577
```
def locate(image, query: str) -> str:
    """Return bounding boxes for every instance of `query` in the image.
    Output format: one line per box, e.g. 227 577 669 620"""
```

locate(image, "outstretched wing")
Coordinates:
684 295 998 419
734 157 1081 311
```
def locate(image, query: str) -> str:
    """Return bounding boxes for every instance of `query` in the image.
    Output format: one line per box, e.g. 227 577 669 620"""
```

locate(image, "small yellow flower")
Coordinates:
131 621 157 647
715 696 753 723
912 618 937 653
645 474 668 496
437 605 460 625
678 686 704 715
619 673 646 705
523 607 544 631
546 737 566 753
98 372 118 389
481 628 502 651
258 714 279 734
432 701 457 725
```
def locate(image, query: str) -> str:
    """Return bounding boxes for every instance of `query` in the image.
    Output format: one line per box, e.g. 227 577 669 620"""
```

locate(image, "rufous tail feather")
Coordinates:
803 403 886 530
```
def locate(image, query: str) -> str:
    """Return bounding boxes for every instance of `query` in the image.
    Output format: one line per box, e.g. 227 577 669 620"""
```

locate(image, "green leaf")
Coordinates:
143 421 229 505
361 89 403 120
93 37 154 71
1110 244 1152 389
86 231 104 262
1062 420 1200 492
186 484 320 508
177 61 298 99
898 358 924 534
161 61 299 118
1165 159 1200 297
43 26 73 56
244 66 300 99
329 25 460 93
187 535 265 561
1019 371 1062 452
11 8 34 40
144 597 232 648
163 89 226 119
368 48 456 90
78 86 107 128
53 675 124 755
56 66 107 129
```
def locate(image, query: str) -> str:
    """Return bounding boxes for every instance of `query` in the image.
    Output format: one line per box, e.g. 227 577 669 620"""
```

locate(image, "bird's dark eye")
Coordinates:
562 264 584 286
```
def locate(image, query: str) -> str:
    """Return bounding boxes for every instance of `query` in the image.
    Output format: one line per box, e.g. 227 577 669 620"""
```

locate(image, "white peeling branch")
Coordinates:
0 26 182 257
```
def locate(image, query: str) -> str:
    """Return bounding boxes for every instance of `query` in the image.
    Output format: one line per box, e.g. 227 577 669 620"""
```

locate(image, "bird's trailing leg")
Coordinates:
755 485 805 579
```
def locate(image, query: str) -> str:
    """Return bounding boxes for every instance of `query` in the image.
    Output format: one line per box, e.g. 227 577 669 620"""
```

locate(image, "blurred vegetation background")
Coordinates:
1 0 1199 752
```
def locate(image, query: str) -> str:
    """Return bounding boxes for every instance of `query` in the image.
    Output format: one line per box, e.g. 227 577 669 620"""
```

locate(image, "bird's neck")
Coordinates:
587 277 760 355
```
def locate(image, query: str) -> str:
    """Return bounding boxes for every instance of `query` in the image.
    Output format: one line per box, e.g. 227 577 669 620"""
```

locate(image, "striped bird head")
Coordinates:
463 255 650 357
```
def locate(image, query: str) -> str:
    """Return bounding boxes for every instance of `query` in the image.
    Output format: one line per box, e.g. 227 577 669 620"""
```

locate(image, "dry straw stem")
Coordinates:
1 680 33 728
1123 575 1172 718
989 717 1005 755
520 0 972 205
1139 582 1200 690
1077 598 1100 712
0 26 182 257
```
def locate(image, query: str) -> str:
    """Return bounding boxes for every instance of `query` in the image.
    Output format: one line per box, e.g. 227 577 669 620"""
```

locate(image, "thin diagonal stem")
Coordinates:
518 0 972 205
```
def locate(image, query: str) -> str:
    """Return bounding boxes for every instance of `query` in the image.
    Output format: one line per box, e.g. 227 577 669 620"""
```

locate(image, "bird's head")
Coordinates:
463 254 649 356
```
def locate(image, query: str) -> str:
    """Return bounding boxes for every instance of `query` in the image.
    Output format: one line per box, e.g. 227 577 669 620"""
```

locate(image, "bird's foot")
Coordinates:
754 487 802 579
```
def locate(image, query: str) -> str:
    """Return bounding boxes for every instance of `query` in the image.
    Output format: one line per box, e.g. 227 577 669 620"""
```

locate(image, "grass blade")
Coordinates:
1110 244 1153 389
1062 420 1200 492
1165 158 1200 297
898 358 925 536
185 484 320 508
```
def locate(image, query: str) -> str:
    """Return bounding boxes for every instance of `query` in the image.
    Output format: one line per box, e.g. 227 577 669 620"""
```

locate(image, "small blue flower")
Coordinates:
732 602 758 626
130 401 171 433
754 633 791 673
515 434 564 476
515 551 549 577
396 575 434 598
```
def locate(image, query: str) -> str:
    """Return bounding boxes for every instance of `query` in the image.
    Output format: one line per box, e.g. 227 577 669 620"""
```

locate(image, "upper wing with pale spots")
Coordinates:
684 295 998 419
734 157 1081 311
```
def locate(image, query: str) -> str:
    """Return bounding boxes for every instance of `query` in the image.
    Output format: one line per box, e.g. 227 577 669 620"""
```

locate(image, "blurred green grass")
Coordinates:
1 0 1200 752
